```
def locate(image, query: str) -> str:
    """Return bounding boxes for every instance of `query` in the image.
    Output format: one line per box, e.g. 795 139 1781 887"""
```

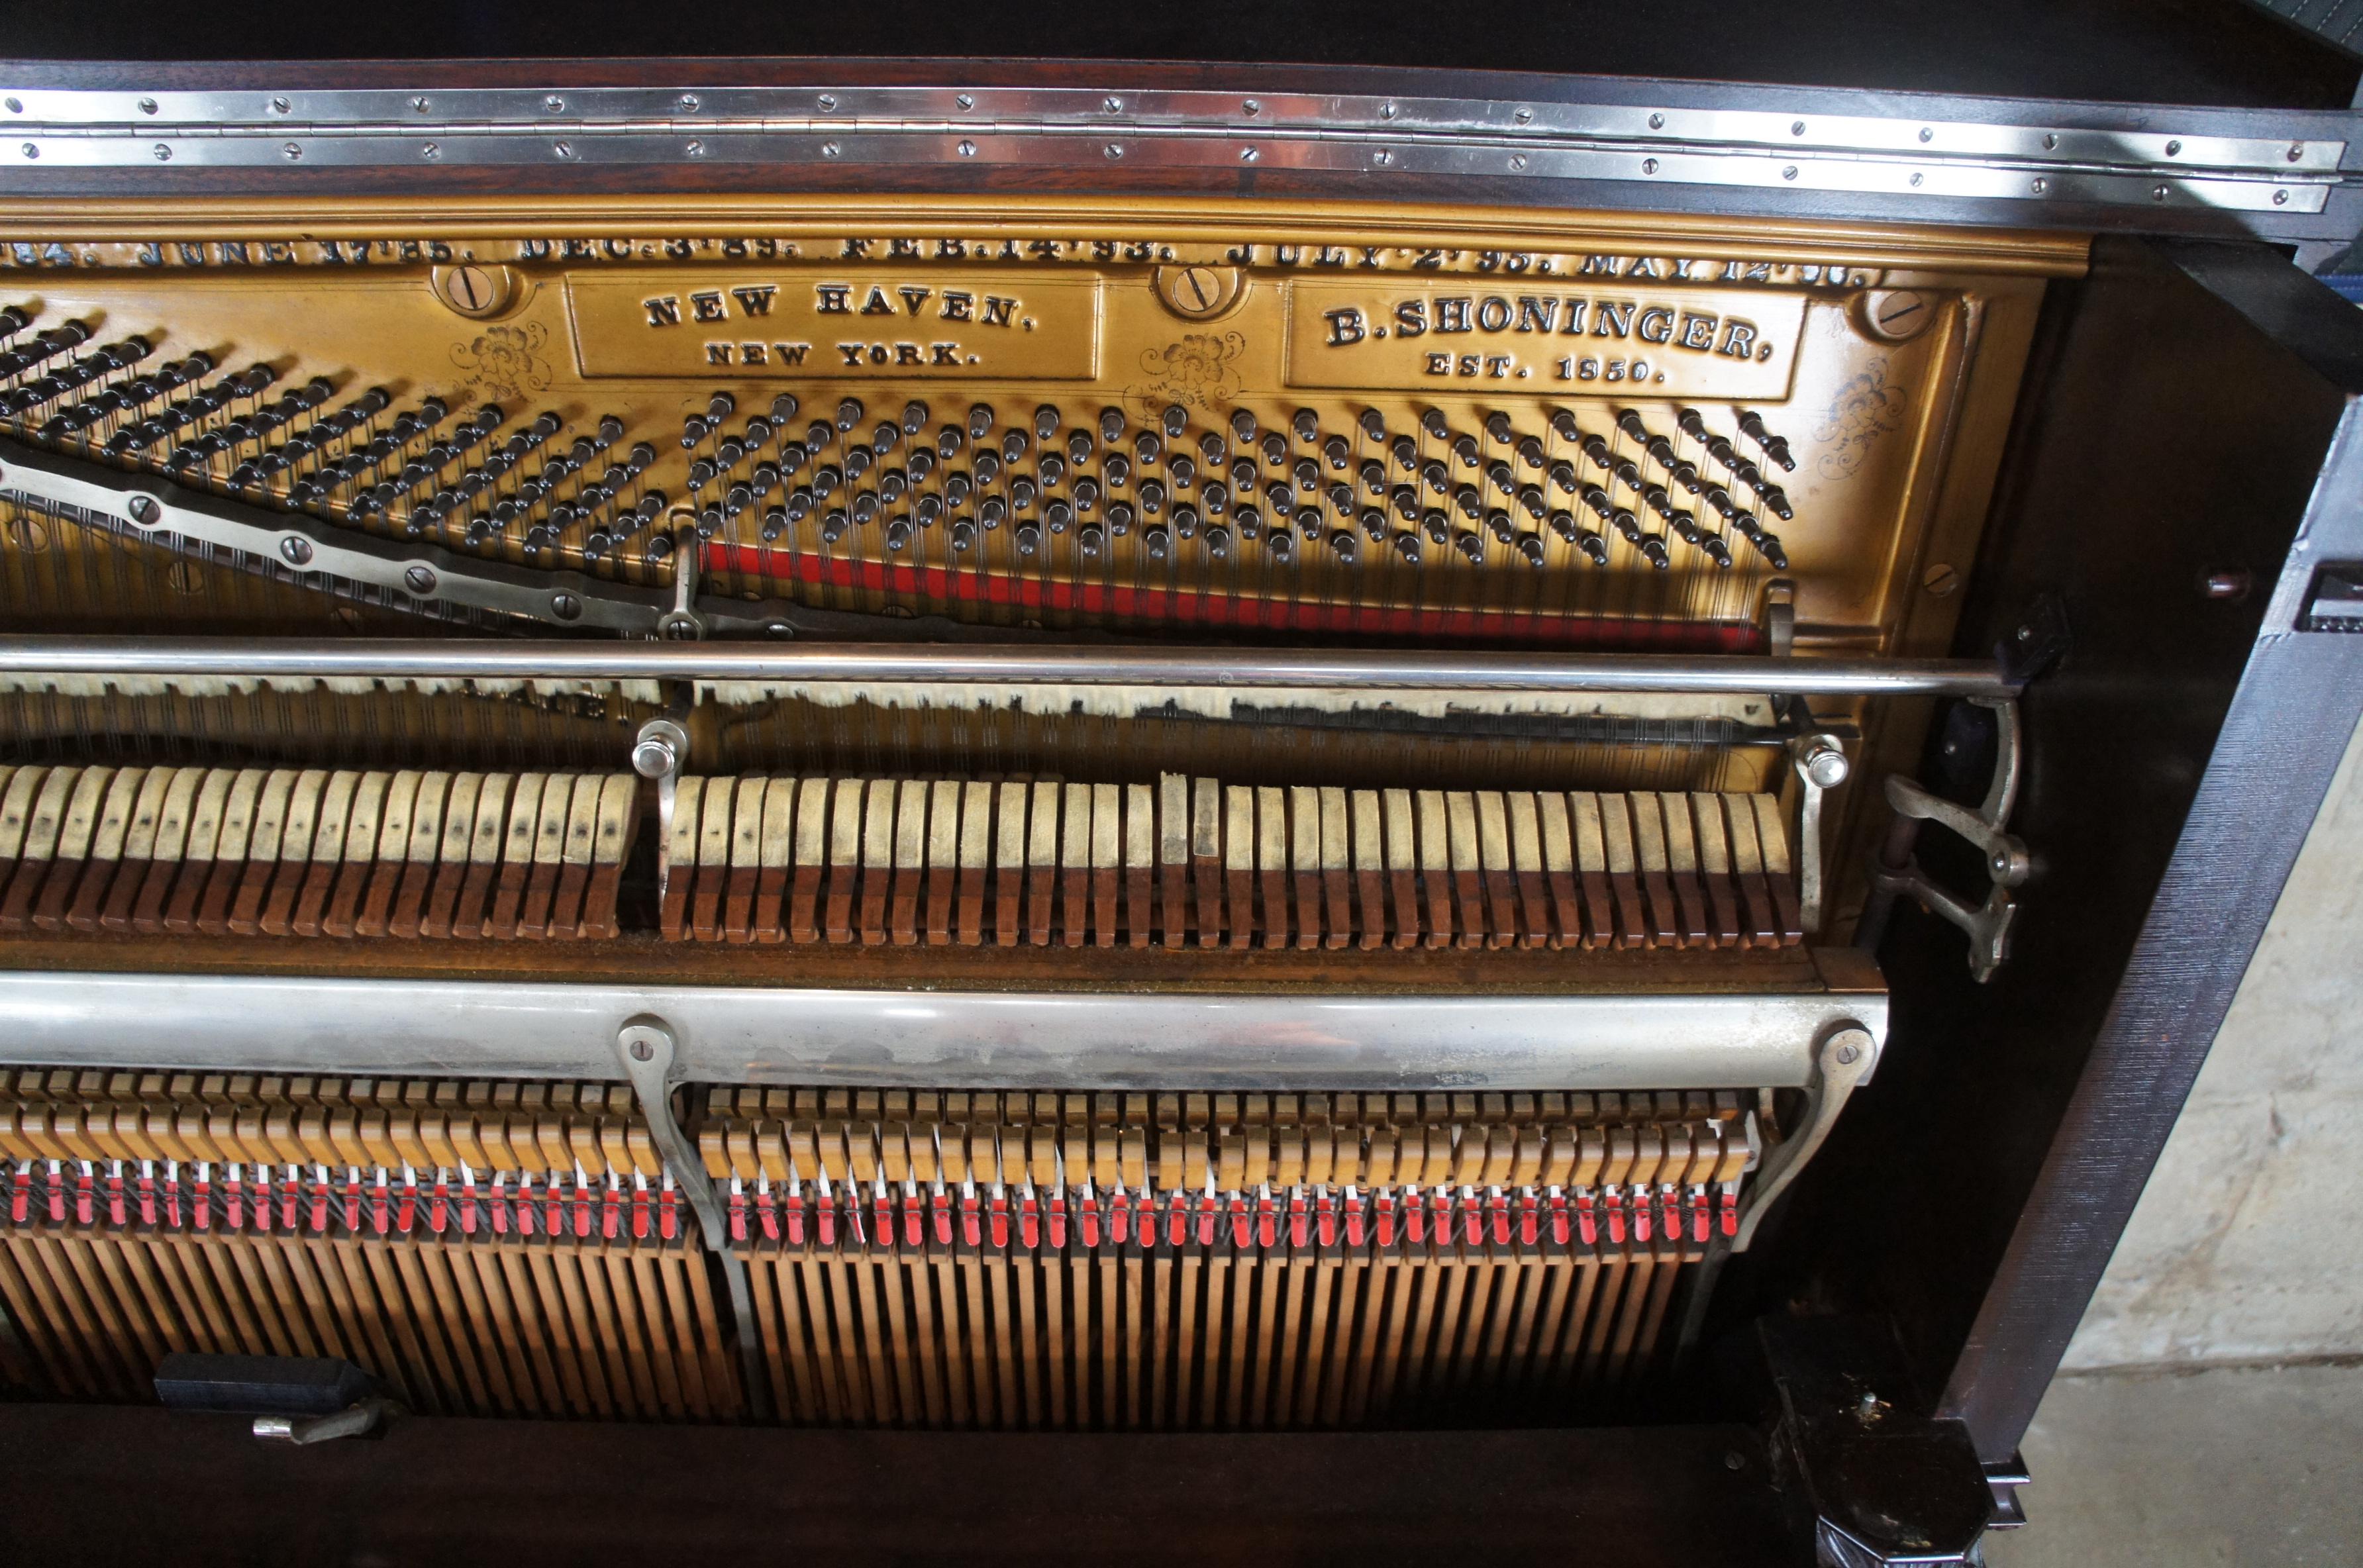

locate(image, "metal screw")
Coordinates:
23 143 39 158
1513 106 1533 124
3 99 20 114
544 94 565 112
1641 158 1658 175
550 591 582 620
1379 101 1397 120
1782 165 1798 180
678 93 700 112
127 495 160 526
955 93 974 111
552 140 573 159
279 536 313 567
2274 189 2290 206
1799 738 1850 790
1724 1451 1745 1471
1923 562 1959 596
958 139 977 157
1240 145 1258 162
1103 142 1122 160
1242 99 1261 117
1103 95 1123 113
270 96 291 114
422 142 441 160
139 98 158 115
152 143 171 162
630 732 679 779
685 138 704 157
1918 126 1932 142
1790 119 1805 135
2164 139 2182 156
403 564 436 595
2017 624 2035 642
1373 148 1393 166
283 141 302 160
821 140 840 158
628 1038 654 1062
817 93 837 111
2288 142 2305 162
1509 153 1528 171
2042 132 2058 150
2154 183 2170 201
1648 112 1664 130
1910 172 1925 187
412 95 430 113
2202 567 2252 601
764 620 795 640
2031 177 2048 195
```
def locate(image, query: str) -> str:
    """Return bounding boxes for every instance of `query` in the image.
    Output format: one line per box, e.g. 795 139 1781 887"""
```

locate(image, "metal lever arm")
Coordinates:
1860 697 2029 981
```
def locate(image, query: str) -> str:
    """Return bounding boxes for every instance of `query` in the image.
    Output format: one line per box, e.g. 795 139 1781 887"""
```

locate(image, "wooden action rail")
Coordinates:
0 763 637 940
664 771 1805 951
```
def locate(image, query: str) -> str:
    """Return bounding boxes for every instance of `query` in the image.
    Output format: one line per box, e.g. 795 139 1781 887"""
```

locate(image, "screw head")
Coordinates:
152 143 171 162
2031 177 2048 195
678 93 700 111
1724 1451 1745 1471
1242 99 1261 117
1918 126 1932 142
817 93 838 111
2274 189 2290 206
958 139 977 157
628 1038 654 1062
270 96 291 114
1374 148 1393 166
422 141 441 160
1836 1040 1862 1066
1641 157 1658 175
1509 153 1528 172
1240 145 1258 162
685 138 704 157
1103 142 1123 160
552 140 573 159
139 97 158 115
2289 142 2305 162
278 535 314 567
544 94 565 112
1103 95 1123 113
403 564 436 595
1513 106 1533 124
1648 111 1665 129
1379 101 1397 120
955 93 974 110
127 495 160 526
550 591 582 620
2042 132 2058 150
3 99 21 114
2164 139 2182 156
2154 183 2171 201
412 95 430 112
1782 164 1798 180
821 140 840 158
1799 738 1850 790
1790 119 1805 135
282 140 302 160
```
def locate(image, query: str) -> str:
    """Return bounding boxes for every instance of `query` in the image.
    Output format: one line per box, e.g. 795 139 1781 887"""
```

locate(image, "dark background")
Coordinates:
2 0 2356 109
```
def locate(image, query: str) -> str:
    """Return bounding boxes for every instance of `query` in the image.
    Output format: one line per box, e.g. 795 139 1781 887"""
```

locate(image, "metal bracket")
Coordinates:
252 1397 401 1446
614 1016 771 1420
1735 1018 1876 1250
1860 697 2028 982
1790 731 1850 936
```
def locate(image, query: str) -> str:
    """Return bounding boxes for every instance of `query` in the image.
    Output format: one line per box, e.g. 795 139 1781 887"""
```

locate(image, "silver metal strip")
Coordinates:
0 637 2017 697
0 971 1884 1091
0 83 2338 211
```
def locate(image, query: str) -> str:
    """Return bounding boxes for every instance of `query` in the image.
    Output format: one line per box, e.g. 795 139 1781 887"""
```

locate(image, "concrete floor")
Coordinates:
1985 1361 2363 1567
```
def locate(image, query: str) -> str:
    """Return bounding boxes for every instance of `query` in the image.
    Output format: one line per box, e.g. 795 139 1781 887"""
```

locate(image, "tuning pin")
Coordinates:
0 304 28 339
1260 432 1287 467
1291 408 1318 444
964 401 992 439
1321 434 1350 470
